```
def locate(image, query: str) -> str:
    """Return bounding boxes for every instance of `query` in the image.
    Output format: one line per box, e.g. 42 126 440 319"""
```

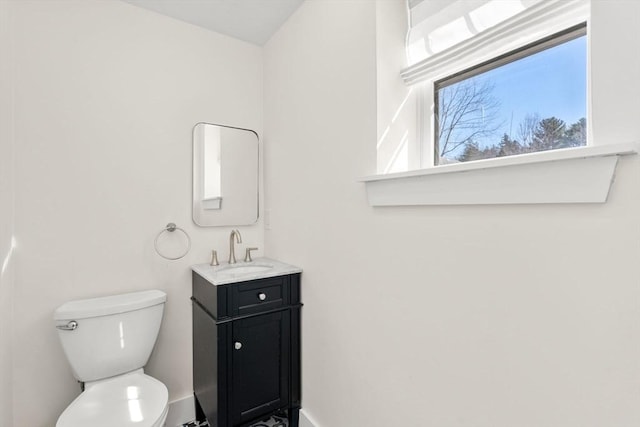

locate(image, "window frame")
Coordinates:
362 0 638 207
432 23 588 166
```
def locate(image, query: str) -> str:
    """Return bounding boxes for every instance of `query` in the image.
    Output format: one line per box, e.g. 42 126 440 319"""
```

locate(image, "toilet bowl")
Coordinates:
54 290 168 427
56 369 168 427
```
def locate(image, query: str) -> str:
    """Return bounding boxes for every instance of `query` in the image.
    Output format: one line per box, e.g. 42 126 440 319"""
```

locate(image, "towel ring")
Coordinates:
154 223 191 260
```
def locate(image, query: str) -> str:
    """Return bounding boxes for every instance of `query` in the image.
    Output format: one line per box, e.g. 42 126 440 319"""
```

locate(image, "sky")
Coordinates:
441 34 587 152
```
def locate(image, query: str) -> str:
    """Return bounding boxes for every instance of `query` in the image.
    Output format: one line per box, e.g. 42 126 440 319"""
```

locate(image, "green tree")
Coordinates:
565 118 586 147
457 141 482 162
531 117 566 151
458 140 501 162
497 133 523 157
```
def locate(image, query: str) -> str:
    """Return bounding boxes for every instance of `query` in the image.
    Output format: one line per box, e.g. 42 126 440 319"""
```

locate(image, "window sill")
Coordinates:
360 142 639 206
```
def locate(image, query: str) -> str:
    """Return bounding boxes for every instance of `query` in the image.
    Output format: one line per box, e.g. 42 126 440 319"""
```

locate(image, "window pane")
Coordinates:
435 30 587 165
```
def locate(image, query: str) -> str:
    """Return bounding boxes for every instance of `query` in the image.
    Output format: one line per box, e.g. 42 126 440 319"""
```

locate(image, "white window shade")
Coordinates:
404 0 590 85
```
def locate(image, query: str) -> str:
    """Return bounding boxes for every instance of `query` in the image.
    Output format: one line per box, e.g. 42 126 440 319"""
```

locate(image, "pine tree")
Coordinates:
497 133 523 157
531 117 566 151
565 118 586 147
457 141 482 162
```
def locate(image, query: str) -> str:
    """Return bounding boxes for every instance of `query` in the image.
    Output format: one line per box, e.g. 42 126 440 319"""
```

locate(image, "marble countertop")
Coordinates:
191 257 302 286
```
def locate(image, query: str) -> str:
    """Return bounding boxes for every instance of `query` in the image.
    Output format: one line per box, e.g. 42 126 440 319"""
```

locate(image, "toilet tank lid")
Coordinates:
54 290 167 320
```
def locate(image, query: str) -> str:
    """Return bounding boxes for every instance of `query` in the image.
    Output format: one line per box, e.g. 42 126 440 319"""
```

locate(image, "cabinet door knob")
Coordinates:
258 292 267 301
234 342 242 350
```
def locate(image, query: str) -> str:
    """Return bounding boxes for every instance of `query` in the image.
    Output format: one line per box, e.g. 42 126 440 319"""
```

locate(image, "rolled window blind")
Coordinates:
407 0 542 65
404 0 589 84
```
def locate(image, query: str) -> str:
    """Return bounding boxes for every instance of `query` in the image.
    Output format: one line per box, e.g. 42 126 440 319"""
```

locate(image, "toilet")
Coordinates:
53 290 169 427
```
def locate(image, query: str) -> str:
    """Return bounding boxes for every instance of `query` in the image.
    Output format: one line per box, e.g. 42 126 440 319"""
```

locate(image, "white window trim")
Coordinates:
410 0 592 168
361 142 639 206
362 0 634 206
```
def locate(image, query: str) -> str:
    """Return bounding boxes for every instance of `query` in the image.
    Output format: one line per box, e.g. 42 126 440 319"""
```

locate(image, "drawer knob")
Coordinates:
258 293 267 301
234 342 242 350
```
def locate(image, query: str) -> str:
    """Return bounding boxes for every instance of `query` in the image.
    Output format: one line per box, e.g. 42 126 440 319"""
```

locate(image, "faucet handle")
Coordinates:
244 247 258 263
210 250 219 266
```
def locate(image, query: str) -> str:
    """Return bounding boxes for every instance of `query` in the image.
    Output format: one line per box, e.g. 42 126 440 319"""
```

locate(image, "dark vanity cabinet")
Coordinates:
192 271 302 427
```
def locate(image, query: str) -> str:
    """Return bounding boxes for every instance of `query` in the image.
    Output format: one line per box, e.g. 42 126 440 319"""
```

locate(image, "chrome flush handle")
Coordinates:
56 321 78 331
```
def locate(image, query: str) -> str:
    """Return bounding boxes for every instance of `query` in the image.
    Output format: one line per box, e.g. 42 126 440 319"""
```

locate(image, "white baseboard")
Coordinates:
167 394 195 427
300 409 318 427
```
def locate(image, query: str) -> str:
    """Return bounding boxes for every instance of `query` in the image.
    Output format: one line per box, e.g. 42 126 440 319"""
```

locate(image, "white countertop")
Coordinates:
191 257 302 286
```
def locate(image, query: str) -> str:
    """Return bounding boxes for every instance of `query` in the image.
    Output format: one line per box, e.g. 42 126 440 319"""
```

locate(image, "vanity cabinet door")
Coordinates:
231 310 290 426
192 302 231 427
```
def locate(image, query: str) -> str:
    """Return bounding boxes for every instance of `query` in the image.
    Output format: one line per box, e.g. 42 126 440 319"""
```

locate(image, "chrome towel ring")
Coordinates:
154 223 191 260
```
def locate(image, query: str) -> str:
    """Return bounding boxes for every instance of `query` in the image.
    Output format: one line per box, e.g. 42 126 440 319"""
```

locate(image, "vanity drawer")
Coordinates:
231 276 289 316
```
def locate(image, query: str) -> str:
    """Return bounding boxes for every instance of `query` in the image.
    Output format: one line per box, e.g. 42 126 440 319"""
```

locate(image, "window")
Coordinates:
364 0 637 206
400 0 592 169
434 24 587 165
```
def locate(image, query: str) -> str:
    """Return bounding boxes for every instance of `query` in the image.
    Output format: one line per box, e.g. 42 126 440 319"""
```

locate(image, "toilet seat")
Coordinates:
56 370 168 427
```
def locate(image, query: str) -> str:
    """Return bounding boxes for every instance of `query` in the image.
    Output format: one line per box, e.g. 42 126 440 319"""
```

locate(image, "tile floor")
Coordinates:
247 415 288 427
182 414 288 427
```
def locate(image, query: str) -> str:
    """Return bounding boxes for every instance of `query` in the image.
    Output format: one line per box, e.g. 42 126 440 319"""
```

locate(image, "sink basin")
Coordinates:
218 263 274 275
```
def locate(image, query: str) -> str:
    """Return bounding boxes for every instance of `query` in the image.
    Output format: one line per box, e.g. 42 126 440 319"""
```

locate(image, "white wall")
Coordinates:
264 1 640 426
0 1 15 425
7 1 263 425
376 0 419 173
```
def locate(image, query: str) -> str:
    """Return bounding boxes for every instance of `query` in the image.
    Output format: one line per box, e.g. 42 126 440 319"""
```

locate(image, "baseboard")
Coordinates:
167 394 195 427
300 409 318 427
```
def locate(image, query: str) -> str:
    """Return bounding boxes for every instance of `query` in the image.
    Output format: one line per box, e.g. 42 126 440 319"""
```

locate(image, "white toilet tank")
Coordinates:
54 290 167 383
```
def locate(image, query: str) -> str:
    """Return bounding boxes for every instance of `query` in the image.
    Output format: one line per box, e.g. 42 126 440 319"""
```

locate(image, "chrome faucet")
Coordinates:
228 229 242 264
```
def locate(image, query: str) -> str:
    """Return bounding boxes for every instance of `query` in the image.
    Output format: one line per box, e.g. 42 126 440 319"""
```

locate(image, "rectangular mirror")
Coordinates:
193 123 259 226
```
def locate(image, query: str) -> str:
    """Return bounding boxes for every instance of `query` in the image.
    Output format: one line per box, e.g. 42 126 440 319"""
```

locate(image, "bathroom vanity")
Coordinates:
191 259 302 427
